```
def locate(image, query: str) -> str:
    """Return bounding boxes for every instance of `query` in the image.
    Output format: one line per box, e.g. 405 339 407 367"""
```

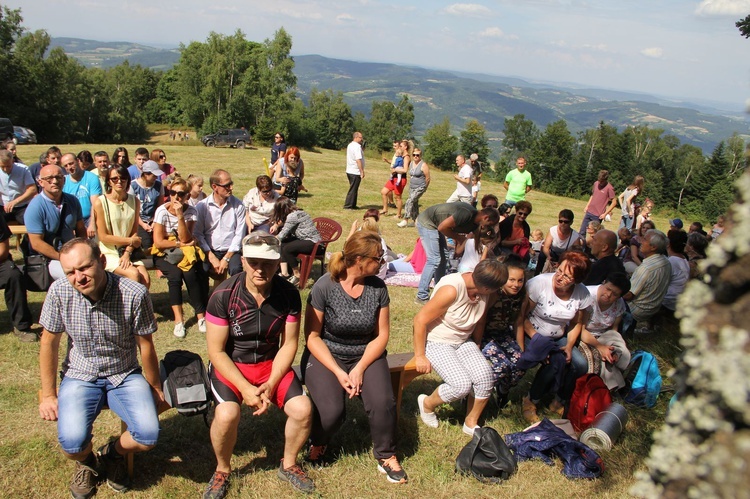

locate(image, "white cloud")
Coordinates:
695 0 750 16
582 43 608 52
478 27 504 38
443 3 492 16
336 13 355 23
641 47 664 58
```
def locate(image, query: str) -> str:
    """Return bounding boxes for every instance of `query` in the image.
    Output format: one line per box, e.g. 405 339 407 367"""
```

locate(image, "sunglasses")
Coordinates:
261 189 273 194
559 219 572 224
169 190 188 198
413 153 421 157
244 234 280 247
215 181 234 189
158 155 166 159
109 176 127 183
368 255 386 265
516 211 529 217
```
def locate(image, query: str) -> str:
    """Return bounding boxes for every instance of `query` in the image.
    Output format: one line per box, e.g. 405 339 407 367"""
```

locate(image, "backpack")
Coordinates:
624 350 662 408
567 374 612 432
456 427 517 483
160 350 212 421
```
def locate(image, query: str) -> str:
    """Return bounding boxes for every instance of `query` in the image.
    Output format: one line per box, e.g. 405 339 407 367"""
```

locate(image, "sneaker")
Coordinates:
414 297 429 306
14 328 38 343
522 396 539 424
70 457 102 499
173 322 186 338
377 455 408 484
417 394 439 428
634 326 653 335
462 423 480 436
277 460 315 493
306 444 327 466
198 318 207 333
203 470 230 499
287 275 300 286
98 441 131 493
397 220 408 228
406 222 415 227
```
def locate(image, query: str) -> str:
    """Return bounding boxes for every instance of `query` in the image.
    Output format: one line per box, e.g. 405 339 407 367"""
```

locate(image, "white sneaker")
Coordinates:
417 394 439 428
463 423 480 436
173 322 186 338
397 220 408 228
198 318 207 333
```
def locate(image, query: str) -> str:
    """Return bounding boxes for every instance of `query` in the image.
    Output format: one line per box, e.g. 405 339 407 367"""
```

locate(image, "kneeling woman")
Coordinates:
301 231 407 484
414 259 508 435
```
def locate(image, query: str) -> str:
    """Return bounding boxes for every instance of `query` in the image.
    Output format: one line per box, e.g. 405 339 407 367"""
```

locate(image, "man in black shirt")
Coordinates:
584 229 626 285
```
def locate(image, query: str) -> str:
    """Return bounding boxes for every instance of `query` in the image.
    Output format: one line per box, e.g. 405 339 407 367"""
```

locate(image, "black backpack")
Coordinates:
456 427 517 483
159 350 212 422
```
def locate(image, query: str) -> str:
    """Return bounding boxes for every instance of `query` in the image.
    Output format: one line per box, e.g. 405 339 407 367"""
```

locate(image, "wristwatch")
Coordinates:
222 257 230 263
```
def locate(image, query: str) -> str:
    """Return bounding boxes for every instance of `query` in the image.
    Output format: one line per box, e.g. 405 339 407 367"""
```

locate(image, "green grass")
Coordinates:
1 142 677 497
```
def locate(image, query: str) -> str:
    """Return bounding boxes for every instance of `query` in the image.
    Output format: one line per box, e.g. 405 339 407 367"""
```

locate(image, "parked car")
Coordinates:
201 128 251 149
0 118 13 142
13 126 37 144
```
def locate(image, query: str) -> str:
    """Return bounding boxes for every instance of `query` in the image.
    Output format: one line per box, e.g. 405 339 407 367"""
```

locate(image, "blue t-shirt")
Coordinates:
24 192 83 252
127 164 141 180
129 180 163 222
62 170 103 219
0 164 34 206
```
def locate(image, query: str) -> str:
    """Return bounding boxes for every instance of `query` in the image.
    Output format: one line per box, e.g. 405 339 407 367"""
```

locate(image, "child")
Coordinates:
616 227 633 272
187 174 206 207
471 177 481 208
527 229 544 272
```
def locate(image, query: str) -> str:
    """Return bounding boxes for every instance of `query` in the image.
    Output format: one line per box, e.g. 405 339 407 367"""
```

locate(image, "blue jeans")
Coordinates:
417 222 447 300
619 215 634 231
504 199 517 207
57 371 160 454
579 212 600 235
528 336 587 403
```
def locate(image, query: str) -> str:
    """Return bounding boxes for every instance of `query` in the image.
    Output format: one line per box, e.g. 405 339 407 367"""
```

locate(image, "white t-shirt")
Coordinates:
584 285 626 336
457 238 483 273
526 273 593 339
346 141 364 175
548 225 582 253
663 256 690 311
153 203 198 234
455 164 473 196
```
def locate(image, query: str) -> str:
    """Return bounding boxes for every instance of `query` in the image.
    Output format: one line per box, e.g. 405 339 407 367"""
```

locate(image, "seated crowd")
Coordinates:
0 140 718 497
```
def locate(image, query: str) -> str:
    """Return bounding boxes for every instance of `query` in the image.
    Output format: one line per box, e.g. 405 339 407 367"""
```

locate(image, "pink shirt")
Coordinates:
587 181 615 216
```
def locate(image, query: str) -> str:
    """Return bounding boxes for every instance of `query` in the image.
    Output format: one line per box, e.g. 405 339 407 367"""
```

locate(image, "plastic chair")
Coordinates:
297 218 342 289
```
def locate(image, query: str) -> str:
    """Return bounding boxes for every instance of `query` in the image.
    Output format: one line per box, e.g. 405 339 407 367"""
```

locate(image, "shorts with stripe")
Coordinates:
209 359 303 408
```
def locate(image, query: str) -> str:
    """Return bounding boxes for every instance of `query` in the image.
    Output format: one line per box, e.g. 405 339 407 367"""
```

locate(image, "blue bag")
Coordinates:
624 350 662 408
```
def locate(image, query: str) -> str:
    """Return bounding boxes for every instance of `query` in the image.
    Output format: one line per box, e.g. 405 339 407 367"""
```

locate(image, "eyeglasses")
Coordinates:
558 219 571 225
516 211 529 217
555 268 575 284
169 190 188 198
109 176 127 183
215 181 234 189
40 175 64 183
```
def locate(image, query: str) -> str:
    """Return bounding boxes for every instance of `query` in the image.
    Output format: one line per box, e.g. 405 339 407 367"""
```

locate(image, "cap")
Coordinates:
142 160 165 176
242 233 281 260
669 218 684 229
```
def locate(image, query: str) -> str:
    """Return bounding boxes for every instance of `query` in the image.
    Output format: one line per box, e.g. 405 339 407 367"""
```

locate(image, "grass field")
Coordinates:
0 141 678 498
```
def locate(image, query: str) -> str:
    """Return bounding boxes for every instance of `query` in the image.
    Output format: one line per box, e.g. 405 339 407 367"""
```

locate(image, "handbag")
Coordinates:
163 247 185 265
455 427 517 483
24 254 51 292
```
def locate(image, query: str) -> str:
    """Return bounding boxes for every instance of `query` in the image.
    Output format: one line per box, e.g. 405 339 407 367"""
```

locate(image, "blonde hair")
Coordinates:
360 218 380 235
530 229 544 241
328 231 382 282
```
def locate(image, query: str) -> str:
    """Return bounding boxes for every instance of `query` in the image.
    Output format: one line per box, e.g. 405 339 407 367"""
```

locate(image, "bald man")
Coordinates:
584 229 626 285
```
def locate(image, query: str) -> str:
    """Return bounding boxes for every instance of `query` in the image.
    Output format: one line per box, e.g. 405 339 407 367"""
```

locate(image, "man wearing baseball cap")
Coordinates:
669 218 684 231
203 233 315 497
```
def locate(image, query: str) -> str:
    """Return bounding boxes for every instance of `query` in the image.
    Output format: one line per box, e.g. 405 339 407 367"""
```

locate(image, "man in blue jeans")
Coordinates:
38 238 163 499
415 203 499 304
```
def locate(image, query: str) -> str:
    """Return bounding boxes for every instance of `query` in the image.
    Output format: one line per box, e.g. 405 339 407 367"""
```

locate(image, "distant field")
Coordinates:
1 142 676 498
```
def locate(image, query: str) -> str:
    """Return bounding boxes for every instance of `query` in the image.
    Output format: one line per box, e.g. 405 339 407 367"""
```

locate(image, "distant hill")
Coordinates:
50 37 748 153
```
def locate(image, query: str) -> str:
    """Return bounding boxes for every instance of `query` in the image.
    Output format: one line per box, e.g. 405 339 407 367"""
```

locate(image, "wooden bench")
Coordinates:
293 352 422 419
8 222 27 251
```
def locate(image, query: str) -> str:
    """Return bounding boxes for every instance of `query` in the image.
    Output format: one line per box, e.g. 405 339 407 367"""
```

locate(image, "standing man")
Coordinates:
24 165 86 280
583 229 626 285
61 153 102 238
93 151 111 192
38 238 162 498
203 234 315 497
446 155 473 204
194 169 246 283
580 169 617 234
0 149 36 224
343 131 365 210
503 156 533 206
127 147 150 180
0 213 34 341
624 229 672 334
415 203 500 305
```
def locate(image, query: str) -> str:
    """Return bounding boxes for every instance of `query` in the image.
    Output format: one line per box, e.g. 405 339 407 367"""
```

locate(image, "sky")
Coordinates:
7 0 750 111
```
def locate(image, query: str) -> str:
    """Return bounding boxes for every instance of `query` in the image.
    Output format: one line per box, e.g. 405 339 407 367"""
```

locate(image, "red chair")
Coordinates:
297 218 342 289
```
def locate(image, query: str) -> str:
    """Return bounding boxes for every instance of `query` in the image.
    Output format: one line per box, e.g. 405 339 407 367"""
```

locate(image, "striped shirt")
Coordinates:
39 272 157 386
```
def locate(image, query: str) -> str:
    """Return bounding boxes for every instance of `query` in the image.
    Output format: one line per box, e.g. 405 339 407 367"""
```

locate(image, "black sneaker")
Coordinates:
97 441 131 493
277 460 315 493
377 455 408 484
70 457 103 499
495 389 510 410
203 470 230 499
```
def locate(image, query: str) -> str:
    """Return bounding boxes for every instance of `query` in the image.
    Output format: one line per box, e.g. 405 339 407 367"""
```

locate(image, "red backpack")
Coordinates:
567 374 612 433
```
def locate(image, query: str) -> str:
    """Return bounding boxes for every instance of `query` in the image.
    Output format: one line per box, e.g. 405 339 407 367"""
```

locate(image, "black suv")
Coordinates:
0 118 13 142
201 129 251 148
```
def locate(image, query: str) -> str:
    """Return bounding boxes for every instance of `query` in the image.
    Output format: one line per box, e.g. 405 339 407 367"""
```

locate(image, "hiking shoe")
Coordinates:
198 318 207 333
98 441 131 493
14 328 38 343
278 460 315 493
173 322 186 338
306 444 328 467
377 455 408 484
414 297 428 307
397 220 408 228
417 394 439 428
70 457 102 499
203 470 230 499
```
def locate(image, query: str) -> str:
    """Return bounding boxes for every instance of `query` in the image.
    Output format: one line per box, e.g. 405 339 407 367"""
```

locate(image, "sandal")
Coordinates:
522 396 539 423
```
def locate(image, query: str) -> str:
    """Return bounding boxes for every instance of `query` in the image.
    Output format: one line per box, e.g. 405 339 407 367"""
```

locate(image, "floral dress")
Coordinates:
480 288 526 393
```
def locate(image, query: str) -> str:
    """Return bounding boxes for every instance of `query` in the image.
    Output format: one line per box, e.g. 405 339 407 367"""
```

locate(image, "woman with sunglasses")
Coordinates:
520 251 593 422
301 231 408 483
92 165 150 287
270 197 320 286
270 132 287 165
152 177 209 338
541 209 583 273
150 148 175 182
493 200 533 258
243 174 280 233
398 147 429 228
